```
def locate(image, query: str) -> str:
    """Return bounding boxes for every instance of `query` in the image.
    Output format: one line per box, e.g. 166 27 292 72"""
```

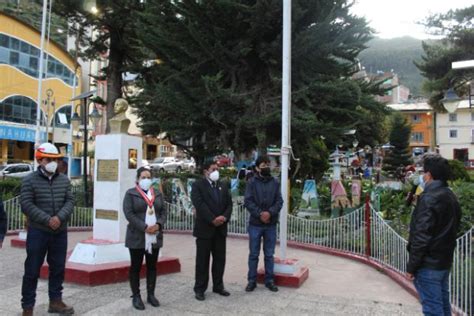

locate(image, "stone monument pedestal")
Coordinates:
39 134 180 285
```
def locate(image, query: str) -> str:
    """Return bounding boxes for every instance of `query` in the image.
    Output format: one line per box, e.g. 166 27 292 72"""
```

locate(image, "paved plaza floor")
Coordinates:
0 232 422 315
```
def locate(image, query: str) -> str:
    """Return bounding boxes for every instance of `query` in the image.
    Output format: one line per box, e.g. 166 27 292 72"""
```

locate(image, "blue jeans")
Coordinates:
247 224 277 284
414 268 451 316
21 227 68 309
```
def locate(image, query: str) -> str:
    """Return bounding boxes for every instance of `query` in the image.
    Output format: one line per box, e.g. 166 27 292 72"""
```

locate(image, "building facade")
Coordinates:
437 100 474 168
387 103 435 155
0 12 81 163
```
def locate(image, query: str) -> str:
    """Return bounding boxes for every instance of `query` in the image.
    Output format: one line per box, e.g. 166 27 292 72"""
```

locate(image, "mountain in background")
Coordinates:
359 36 425 97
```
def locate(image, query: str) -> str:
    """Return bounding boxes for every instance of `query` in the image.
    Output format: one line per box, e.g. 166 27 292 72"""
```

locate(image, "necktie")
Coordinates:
212 182 220 202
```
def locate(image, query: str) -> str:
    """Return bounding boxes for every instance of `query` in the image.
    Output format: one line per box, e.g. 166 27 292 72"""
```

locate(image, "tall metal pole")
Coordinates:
82 99 88 207
280 0 291 260
34 0 49 161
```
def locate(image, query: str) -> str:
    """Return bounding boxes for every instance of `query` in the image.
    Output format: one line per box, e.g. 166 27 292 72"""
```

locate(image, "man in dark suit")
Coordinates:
191 161 232 301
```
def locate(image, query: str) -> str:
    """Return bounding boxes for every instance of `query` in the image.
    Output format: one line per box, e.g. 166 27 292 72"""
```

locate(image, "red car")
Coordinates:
215 154 232 167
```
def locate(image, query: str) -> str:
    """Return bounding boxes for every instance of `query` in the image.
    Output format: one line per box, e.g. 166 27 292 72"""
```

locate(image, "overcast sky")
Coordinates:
351 0 472 39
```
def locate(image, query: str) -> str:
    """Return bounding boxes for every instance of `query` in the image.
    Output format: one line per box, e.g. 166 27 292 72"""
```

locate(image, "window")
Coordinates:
9 51 19 64
449 113 457 122
29 57 38 70
471 112 474 121
0 34 8 47
449 130 458 138
412 114 421 123
411 132 424 143
0 96 38 124
0 33 78 86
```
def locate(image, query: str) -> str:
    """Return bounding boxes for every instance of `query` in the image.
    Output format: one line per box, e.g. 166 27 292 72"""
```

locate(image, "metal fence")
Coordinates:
3 195 472 315
3 195 92 232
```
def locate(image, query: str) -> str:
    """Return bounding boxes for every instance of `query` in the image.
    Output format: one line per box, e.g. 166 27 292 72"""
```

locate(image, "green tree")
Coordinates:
416 5 474 111
49 0 146 131
383 113 412 173
132 0 388 171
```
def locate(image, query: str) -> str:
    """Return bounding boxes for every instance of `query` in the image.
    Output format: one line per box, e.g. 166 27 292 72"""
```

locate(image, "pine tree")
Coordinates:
383 113 412 173
132 0 388 170
416 5 474 111
49 0 146 131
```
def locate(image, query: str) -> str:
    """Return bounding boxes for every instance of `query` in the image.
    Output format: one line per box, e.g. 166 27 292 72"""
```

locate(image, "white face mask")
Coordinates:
44 161 58 174
139 178 152 191
209 170 219 182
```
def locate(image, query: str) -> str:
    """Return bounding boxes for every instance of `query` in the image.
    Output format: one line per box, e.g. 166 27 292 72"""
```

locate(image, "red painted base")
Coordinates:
257 266 309 288
11 237 26 248
39 256 181 286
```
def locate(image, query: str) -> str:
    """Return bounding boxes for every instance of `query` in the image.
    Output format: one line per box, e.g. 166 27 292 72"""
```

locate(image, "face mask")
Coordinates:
418 175 425 189
209 170 219 182
44 161 58 174
260 167 271 177
139 178 152 191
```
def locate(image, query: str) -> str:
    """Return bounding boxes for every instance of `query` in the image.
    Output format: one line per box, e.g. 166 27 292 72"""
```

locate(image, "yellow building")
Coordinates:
0 12 81 163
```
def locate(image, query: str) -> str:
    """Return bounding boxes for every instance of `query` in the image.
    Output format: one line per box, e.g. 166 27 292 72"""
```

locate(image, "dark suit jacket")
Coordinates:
123 187 166 249
191 178 232 239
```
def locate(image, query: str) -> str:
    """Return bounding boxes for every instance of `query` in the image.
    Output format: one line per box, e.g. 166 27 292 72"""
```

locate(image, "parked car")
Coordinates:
149 157 183 173
215 154 232 167
0 163 34 179
182 158 196 173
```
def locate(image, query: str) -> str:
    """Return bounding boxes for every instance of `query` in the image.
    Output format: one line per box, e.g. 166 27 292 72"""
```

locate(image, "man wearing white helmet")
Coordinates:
20 143 75 316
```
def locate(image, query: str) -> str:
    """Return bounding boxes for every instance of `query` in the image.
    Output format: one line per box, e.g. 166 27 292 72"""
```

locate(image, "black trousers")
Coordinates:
194 235 226 294
129 248 160 296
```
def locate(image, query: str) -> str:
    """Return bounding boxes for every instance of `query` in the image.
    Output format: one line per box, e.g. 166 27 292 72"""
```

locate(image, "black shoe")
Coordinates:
147 293 160 307
245 282 257 292
265 283 279 292
195 292 205 301
213 289 230 296
132 294 145 310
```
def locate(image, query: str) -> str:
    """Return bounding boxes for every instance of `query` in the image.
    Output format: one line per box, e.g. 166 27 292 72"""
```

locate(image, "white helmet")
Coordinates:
35 142 63 159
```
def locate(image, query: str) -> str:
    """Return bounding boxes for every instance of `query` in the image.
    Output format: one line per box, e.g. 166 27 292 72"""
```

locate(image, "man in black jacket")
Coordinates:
20 143 74 316
191 161 232 301
244 155 283 292
407 154 461 316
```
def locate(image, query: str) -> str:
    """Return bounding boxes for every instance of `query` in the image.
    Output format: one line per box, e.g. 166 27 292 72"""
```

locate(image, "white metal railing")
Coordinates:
4 195 22 232
3 195 472 315
285 207 366 256
451 228 472 316
370 205 409 274
3 195 93 231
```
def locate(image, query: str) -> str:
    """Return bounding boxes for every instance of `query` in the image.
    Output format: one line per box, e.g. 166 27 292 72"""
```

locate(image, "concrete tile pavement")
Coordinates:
0 232 422 315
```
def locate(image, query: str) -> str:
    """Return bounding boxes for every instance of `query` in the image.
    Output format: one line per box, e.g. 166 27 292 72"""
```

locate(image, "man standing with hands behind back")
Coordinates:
244 155 283 293
20 143 75 316
191 160 232 301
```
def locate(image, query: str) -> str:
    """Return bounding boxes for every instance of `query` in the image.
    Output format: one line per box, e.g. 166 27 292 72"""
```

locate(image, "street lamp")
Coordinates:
70 90 100 207
441 87 463 113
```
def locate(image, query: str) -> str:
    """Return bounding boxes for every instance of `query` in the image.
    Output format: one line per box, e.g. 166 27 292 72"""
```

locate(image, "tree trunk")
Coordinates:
105 29 123 133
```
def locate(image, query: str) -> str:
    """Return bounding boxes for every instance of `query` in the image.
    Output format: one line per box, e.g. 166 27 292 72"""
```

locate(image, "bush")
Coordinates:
0 178 22 200
450 181 474 237
449 160 470 181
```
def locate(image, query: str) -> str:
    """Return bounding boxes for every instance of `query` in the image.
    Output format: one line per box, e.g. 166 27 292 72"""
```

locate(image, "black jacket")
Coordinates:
0 198 6 241
407 180 461 274
244 175 283 226
191 178 232 239
20 168 74 233
123 187 166 249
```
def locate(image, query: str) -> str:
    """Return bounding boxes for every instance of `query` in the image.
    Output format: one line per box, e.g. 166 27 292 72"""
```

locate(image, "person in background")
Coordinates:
0 197 6 249
191 161 233 301
123 167 166 310
244 155 283 293
407 154 461 316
